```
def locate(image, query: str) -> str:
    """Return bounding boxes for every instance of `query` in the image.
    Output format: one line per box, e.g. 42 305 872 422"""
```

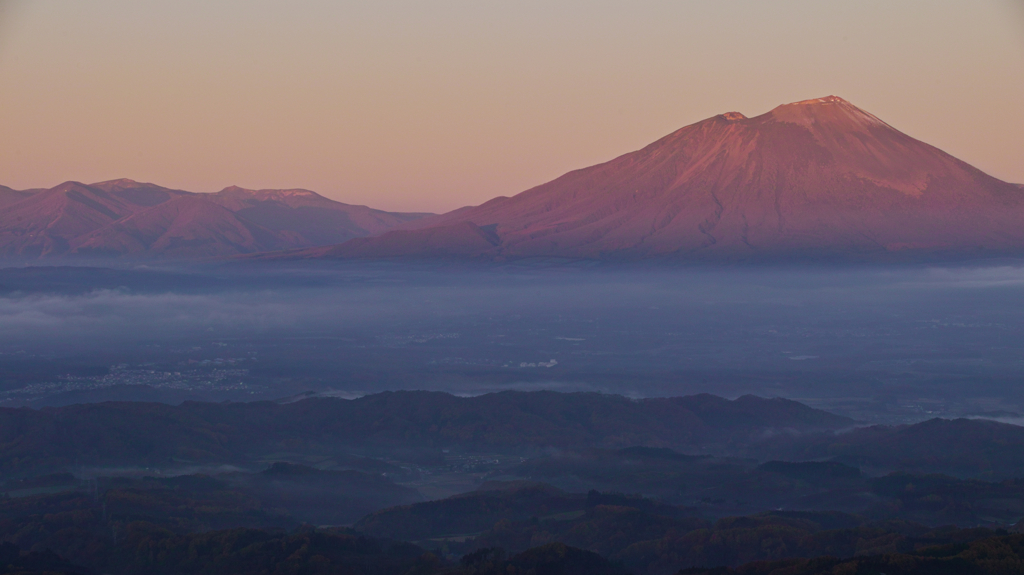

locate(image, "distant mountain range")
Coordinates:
274 96 1024 262
0 179 431 258
6 96 1022 261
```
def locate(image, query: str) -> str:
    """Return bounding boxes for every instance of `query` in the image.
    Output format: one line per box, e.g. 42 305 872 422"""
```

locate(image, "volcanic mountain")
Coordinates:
293 96 1024 262
0 180 431 258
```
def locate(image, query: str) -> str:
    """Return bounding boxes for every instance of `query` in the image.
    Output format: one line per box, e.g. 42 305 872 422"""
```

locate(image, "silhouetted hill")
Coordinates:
354 482 1020 575
503 448 874 515
0 391 852 477
0 481 630 575
680 532 1024 575
228 462 423 525
764 417 1024 479
469 508 935 574
105 526 432 575
1 473 1021 575
355 482 583 541
0 543 85 575
474 542 630 575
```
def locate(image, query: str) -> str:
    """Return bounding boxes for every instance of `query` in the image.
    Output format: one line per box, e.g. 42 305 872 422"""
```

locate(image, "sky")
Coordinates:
0 1 1021 213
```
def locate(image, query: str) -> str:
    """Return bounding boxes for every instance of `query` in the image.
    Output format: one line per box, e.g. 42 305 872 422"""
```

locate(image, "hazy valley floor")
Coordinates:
2 260 1024 424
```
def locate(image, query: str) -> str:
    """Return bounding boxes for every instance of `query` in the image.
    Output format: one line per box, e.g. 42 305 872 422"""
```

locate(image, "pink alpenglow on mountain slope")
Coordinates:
0 180 432 258
295 96 1024 262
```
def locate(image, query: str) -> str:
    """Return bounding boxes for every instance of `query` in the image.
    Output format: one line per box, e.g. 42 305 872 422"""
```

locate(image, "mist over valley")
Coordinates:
2 261 1024 426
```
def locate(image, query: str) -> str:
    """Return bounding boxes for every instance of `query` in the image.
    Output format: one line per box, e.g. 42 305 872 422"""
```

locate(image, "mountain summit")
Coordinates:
299 96 1023 262
0 180 431 258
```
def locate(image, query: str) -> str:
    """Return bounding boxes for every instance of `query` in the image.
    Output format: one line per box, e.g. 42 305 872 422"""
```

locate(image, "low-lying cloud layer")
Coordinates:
1 262 1022 349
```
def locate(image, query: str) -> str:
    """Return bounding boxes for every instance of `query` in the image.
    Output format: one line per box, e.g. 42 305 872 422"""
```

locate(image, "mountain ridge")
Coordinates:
6 97 1022 262
275 95 1023 262
0 179 432 259
0 390 853 477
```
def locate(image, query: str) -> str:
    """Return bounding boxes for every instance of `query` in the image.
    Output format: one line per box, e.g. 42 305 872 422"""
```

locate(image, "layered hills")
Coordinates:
289 96 1024 262
0 391 851 476
1 392 1024 574
4 390 1021 483
0 179 430 258
2 474 1022 575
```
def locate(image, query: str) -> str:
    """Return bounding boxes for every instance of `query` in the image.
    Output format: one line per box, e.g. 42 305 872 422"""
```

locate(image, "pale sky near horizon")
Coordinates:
0 1 1021 213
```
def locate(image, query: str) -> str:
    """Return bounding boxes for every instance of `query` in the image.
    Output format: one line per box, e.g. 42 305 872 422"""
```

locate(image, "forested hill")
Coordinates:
0 391 851 477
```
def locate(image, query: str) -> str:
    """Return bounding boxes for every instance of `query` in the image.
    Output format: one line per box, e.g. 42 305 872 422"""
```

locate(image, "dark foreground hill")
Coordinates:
4 474 1023 575
762 417 1024 479
0 479 628 575
3 392 1024 482
681 534 1024 575
0 391 850 478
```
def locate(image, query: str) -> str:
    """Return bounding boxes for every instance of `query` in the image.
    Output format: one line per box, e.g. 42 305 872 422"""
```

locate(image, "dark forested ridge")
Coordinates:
1 391 1024 574
0 391 851 477
348 480 1024 574
2 475 1024 575
679 533 1024 575
0 476 634 575
761 417 1024 479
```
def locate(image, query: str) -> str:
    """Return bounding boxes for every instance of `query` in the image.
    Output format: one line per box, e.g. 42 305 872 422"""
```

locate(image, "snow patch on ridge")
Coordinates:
791 95 850 106
769 95 890 130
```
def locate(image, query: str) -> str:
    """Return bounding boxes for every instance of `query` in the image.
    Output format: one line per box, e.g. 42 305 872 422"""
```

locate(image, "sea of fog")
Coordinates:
1 260 1024 423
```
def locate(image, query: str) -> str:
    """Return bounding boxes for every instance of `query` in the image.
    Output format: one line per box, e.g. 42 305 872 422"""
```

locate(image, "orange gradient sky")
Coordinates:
0 0 1022 213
